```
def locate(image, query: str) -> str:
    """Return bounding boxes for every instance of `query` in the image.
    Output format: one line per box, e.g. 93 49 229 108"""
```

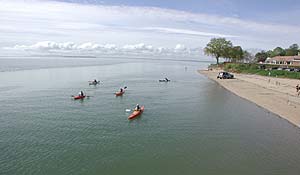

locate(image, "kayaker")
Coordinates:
94 79 98 84
165 77 169 81
135 104 140 111
79 91 84 97
120 87 123 92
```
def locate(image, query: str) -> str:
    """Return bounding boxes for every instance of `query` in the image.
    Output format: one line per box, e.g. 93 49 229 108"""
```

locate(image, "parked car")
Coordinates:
217 72 234 79
294 68 300 72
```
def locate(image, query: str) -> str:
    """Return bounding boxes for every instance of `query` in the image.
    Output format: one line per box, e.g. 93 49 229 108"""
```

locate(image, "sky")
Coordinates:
1 0 300 56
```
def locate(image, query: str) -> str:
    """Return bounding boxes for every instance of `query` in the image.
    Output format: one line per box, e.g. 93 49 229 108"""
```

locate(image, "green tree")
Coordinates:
289 43 299 50
266 50 273 57
243 50 254 63
285 49 298 56
285 44 299 56
271 47 286 57
255 51 268 62
204 38 233 64
228 46 244 62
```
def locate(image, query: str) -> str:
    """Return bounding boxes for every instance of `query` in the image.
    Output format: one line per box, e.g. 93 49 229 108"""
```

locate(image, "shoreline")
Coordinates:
198 69 300 128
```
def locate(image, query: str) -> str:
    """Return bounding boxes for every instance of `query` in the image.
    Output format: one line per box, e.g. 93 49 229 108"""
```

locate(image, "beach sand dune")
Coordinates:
199 69 300 128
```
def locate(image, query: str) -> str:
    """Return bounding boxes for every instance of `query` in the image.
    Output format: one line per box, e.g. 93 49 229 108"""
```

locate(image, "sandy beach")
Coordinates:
199 69 300 128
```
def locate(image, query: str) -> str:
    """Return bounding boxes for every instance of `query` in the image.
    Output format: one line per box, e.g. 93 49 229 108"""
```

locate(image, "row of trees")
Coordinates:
204 38 299 64
255 44 299 62
204 38 253 64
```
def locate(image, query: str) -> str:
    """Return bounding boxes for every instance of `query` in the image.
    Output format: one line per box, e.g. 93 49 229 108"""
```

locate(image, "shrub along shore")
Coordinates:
210 63 300 79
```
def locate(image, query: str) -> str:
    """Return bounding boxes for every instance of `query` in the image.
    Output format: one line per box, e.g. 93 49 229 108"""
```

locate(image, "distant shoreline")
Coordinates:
198 69 300 128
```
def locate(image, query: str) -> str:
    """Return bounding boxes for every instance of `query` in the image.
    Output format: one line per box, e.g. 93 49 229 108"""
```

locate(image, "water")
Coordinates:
1 57 300 175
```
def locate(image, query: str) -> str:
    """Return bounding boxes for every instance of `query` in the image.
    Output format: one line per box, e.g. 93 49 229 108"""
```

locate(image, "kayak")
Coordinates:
73 95 86 100
128 106 144 120
159 79 170 82
89 81 100 85
115 91 125 96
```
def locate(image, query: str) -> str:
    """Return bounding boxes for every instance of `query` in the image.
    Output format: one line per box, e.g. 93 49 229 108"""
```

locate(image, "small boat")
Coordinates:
128 106 144 120
73 95 86 100
89 81 100 85
115 91 125 96
159 79 170 82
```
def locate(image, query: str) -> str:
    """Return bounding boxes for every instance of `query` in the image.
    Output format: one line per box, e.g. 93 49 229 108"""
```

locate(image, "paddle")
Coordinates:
125 105 142 112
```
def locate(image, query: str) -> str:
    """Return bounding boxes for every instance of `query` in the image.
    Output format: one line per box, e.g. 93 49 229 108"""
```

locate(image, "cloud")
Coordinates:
12 41 119 51
7 41 203 57
141 27 237 38
174 44 187 51
0 0 300 51
122 43 153 51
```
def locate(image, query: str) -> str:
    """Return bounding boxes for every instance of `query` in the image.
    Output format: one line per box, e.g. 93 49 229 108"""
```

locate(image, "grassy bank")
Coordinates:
216 63 300 79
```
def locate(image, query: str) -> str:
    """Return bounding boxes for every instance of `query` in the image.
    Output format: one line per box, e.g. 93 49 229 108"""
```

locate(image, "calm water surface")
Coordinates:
1 57 300 175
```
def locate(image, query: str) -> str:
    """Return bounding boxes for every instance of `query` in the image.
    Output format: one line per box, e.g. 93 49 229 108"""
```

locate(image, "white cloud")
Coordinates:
122 43 153 51
7 41 203 57
174 44 187 51
141 27 237 38
0 0 300 51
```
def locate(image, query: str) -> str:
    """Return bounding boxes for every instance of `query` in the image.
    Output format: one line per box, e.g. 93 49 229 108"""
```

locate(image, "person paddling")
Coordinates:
135 104 141 111
79 91 84 97
94 79 98 84
120 87 123 93
165 77 169 81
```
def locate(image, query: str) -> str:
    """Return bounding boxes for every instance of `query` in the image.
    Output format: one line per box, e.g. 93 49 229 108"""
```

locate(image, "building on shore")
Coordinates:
265 55 300 65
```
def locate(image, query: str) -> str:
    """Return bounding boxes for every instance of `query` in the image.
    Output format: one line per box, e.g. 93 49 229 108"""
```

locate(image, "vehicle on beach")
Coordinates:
217 72 234 79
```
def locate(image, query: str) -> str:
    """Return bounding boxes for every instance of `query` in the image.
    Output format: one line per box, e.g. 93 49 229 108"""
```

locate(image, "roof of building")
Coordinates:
266 56 300 62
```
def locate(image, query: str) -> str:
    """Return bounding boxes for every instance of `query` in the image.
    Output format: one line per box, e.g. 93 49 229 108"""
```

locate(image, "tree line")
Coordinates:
204 38 299 64
255 44 299 62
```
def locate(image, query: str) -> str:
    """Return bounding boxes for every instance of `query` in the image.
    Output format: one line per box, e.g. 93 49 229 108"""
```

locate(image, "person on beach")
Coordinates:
135 104 141 111
296 84 299 92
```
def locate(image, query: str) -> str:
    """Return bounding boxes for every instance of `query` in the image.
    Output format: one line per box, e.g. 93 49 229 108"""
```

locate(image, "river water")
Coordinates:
1 56 300 175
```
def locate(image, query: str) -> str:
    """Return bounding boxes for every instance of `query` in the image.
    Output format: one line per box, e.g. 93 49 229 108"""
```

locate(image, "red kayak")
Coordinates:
128 106 144 120
73 95 86 100
115 91 125 96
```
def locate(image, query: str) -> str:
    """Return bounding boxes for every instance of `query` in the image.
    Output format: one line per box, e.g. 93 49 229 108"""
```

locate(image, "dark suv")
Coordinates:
217 72 234 79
